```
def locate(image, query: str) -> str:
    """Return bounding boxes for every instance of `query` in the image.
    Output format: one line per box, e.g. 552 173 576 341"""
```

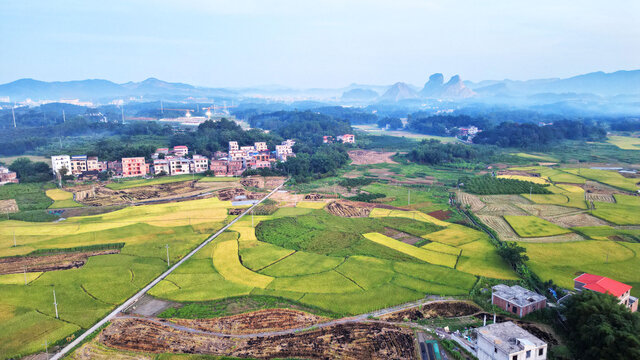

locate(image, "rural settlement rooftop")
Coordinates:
574 273 632 297
492 284 546 307
477 321 546 355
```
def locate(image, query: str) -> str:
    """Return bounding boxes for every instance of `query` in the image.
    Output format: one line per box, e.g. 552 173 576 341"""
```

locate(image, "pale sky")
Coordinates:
1 0 638 87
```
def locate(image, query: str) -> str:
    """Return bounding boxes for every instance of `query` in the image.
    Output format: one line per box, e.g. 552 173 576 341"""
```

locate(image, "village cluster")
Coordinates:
49 139 296 179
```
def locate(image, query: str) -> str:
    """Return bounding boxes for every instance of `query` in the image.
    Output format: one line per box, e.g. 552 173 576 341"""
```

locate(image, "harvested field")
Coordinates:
515 204 579 218
74 180 238 207
427 210 453 220
477 215 518 240
325 201 371 217
381 301 482 322
217 188 263 201
172 308 328 335
586 193 615 203
382 227 423 245
0 199 19 213
348 150 397 165
269 190 305 207
548 213 609 228
240 176 286 189
0 249 120 275
101 317 416 360
476 203 529 216
457 192 485 212
480 195 532 205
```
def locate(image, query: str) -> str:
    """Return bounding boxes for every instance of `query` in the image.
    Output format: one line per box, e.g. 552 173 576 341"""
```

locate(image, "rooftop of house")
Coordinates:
574 273 632 297
492 284 546 307
477 321 546 354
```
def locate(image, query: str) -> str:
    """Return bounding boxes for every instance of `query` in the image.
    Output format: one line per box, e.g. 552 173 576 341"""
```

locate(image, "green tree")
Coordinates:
497 242 529 267
563 291 640 360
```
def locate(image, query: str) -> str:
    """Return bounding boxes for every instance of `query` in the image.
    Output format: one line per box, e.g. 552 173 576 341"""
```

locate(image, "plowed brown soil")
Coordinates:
381 301 482 322
101 318 416 360
0 249 120 275
348 150 397 165
172 309 328 335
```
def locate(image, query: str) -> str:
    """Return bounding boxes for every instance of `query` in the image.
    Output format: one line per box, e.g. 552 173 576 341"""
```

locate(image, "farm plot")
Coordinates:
522 240 640 297
151 208 515 317
498 175 548 184
457 192 485 212
0 196 236 358
591 202 640 225
348 150 397 165
503 216 573 238
562 168 639 192
607 135 640 150
46 188 83 209
509 166 586 184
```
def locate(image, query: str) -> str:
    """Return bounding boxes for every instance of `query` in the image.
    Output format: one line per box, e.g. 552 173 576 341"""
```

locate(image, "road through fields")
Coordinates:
51 181 286 360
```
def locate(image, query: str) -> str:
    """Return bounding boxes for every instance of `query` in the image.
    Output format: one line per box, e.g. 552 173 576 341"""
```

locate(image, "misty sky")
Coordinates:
1 0 638 87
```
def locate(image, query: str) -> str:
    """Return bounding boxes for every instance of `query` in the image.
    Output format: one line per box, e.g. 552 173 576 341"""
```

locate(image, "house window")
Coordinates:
494 347 498 353
539 348 544 356
512 355 518 360
526 350 531 358
512 306 517 314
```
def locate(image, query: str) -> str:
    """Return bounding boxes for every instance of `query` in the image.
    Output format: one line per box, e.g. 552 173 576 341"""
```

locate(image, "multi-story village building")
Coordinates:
491 284 546 317
107 161 123 176
153 159 170 175
476 321 547 360
254 142 268 151
276 144 294 161
169 157 191 175
86 157 100 171
190 155 209 173
121 157 147 177
70 155 88 175
337 134 355 143
0 166 19 185
51 155 72 175
229 141 239 152
173 145 189 157
210 160 228 176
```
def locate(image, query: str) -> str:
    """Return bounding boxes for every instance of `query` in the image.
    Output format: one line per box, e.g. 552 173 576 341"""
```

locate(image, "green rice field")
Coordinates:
504 215 573 237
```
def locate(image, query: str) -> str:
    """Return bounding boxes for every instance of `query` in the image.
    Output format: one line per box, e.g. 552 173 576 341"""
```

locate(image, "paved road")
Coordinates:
51 182 286 360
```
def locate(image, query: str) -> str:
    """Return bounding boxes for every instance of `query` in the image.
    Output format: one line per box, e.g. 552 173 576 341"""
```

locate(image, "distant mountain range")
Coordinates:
0 70 638 104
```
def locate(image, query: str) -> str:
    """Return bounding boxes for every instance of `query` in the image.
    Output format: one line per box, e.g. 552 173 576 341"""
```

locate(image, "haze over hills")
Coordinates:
0 70 638 106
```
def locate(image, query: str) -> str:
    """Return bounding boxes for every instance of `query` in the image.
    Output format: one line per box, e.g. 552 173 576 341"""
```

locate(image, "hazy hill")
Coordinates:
378 82 420 102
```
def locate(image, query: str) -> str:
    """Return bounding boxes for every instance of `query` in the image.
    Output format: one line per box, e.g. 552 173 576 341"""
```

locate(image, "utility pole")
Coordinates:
53 287 59 319
44 340 48 360
251 209 254 228
13 231 16 247
24 267 27 285
62 109 66 123
408 189 411 206
160 99 164 114
529 185 532 201
12 103 17 128
121 105 125 124
165 244 170 266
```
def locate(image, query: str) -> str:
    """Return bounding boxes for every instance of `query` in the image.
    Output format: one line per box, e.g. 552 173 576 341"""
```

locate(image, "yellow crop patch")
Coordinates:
212 239 274 288
363 232 457 268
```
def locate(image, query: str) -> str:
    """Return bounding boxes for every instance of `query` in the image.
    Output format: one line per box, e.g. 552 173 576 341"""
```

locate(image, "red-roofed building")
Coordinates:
173 145 189 157
574 273 637 312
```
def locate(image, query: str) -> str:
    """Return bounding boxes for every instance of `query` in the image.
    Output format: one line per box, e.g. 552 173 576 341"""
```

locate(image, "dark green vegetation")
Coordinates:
159 295 336 319
474 120 606 149
6 157 52 183
461 175 551 195
6 243 125 258
496 242 529 268
406 139 494 166
377 117 403 130
346 192 385 202
248 110 352 144
0 182 58 222
562 291 640 360
338 177 374 188
407 114 489 136
255 211 443 261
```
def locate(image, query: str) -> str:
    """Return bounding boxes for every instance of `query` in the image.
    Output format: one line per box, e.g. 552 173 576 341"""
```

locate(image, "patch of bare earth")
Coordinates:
548 213 609 228
348 150 397 165
0 199 19 213
325 201 371 217
382 227 423 245
0 249 120 275
381 301 482 322
101 318 416 359
172 309 328 335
